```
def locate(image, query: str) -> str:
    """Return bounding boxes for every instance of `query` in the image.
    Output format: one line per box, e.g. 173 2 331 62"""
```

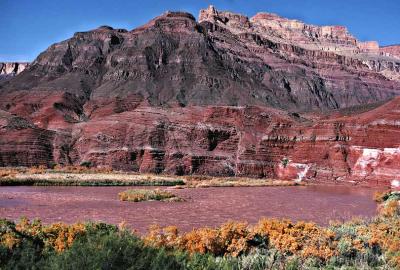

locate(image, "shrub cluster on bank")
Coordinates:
1 191 399 269
0 167 185 186
0 166 299 188
118 189 184 202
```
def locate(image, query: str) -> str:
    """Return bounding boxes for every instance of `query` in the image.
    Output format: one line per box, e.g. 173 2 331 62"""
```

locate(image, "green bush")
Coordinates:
46 231 184 270
1 215 399 270
79 161 92 168
0 233 53 269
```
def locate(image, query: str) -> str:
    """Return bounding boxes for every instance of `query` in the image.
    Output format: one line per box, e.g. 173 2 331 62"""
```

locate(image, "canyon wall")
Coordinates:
1 93 399 186
381 45 400 58
0 7 399 186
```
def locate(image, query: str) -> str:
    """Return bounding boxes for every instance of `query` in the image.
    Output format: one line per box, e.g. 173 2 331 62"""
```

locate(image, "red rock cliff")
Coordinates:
0 7 399 187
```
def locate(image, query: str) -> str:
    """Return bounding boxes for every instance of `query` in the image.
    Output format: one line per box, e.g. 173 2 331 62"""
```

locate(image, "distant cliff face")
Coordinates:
0 62 29 81
0 6 399 186
381 45 400 58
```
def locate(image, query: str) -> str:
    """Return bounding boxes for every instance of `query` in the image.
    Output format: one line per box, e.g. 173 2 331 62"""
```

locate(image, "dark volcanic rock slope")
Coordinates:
1 7 400 186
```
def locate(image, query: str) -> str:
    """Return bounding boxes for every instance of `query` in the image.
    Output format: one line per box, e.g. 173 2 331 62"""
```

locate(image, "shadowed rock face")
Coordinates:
0 7 399 186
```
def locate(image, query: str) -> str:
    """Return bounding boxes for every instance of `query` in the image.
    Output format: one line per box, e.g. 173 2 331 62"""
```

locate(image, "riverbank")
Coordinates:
0 167 299 188
0 190 398 269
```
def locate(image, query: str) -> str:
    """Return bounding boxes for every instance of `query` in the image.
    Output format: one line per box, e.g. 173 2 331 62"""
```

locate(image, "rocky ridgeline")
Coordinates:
2 7 400 111
0 6 399 186
200 6 397 57
199 6 400 79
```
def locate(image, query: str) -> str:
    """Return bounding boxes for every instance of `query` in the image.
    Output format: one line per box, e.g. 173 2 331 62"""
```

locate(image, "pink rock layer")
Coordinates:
1 92 399 186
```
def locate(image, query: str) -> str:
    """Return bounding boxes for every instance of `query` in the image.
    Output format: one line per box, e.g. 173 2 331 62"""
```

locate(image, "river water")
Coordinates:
0 185 378 233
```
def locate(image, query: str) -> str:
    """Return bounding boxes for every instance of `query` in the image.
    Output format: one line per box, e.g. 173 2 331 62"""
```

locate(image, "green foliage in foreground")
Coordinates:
0 218 398 270
1 191 399 269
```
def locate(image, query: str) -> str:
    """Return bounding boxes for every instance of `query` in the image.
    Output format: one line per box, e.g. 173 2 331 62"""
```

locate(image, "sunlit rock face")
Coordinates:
0 62 28 81
381 45 400 58
0 6 400 186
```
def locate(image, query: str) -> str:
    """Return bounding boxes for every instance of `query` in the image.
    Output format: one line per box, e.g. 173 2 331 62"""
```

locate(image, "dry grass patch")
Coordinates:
118 189 184 202
0 168 185 186
183 175 300 188
1 166 301 188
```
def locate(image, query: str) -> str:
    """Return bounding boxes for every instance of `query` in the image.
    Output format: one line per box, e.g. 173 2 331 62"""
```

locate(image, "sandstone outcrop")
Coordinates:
0 7 399 186
0 62 28 75
381 45 400 58
0 62 29 82
0 62 28 81
358 41 380 53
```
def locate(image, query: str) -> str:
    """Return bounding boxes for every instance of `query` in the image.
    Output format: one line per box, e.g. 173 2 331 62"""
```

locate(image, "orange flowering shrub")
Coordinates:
144 219 338 259
144 225 179 249
181 222 252 256
367 194 400 266
0 218 86 252
180 227 222 255
15 217 43 237
42 222 86 252
367 218 400 266
253 219 337 260
1 232 20 249
145 221 253 257
379 200 399 217
27 165 47 174
373 190 391 203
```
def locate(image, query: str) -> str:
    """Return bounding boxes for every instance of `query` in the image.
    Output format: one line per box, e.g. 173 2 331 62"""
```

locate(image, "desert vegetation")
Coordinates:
0 167 185 186
183 175 300 188
118 189 184 202
0 166 300 188
1 190 399 269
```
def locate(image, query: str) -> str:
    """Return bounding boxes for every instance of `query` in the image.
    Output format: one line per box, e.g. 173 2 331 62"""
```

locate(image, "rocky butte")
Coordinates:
0 6 400 186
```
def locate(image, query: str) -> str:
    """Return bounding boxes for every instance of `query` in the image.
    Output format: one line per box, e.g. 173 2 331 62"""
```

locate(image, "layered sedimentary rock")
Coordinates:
2 7 400 111
358 41 380 53
0 110 54 166
381 45 400 58
0 7 399 186
1 91 399 186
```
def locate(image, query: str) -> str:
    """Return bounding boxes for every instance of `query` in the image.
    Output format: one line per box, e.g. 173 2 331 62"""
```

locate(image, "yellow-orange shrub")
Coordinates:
27 165 47 174
1 218 87 253
0 168 18 178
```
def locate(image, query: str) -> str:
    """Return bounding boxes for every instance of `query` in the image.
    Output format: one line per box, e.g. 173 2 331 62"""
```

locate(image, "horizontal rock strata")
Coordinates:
0 7 399 186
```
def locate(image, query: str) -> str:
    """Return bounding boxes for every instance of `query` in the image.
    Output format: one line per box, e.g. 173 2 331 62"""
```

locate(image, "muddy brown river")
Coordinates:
0 186 378 233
